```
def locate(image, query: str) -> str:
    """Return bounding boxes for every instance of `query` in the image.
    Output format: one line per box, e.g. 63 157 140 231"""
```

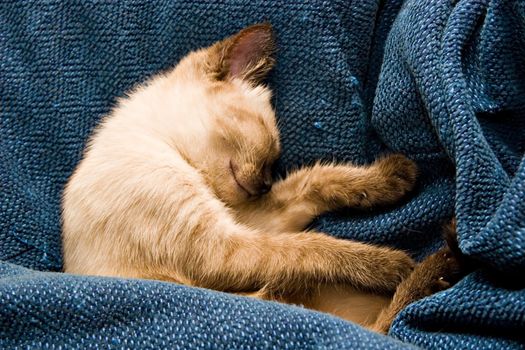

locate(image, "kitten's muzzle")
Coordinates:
244 176 272 196
258 178 272 195
230 160 273 197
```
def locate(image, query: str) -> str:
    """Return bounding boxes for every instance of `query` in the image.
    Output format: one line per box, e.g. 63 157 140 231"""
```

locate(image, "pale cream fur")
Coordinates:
62 24 421 332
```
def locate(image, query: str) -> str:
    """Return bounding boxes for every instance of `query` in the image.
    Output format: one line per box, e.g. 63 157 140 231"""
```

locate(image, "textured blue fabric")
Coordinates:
1 0 524 349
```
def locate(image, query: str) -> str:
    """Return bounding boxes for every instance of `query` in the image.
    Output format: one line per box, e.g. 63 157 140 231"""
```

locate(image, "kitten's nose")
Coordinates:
258 180 272 195
243 180 271 197
256 168 273 195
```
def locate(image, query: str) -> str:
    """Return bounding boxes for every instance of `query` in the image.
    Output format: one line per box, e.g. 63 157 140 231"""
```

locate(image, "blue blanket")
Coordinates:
1 0 524 348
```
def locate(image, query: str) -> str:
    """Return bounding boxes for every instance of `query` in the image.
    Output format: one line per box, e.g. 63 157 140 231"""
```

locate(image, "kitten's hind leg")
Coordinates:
369 227 470 334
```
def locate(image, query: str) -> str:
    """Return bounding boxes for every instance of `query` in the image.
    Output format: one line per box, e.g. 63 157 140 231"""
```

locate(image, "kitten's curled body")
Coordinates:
63 24 457 333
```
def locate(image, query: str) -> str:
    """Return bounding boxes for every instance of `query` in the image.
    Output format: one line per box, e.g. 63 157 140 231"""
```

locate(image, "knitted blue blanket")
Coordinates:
1 0 524 348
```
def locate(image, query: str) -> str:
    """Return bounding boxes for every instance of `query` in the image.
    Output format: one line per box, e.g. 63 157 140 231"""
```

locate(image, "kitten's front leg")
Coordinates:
118 184 415 297
237 154 417 232
184 226 415 296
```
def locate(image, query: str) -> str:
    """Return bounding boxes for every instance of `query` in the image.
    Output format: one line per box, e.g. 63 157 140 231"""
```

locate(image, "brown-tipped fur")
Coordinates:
61 24 463 334
369 220 472 333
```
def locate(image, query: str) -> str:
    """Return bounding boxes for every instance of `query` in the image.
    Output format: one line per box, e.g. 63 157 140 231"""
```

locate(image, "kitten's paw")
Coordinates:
372 154 418 202
364 248 415 292
381 249 416 290
407 247 464 298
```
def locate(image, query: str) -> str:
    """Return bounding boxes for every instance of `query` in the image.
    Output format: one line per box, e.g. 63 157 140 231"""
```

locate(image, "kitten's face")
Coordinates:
170 24 281 206
203 81 281 206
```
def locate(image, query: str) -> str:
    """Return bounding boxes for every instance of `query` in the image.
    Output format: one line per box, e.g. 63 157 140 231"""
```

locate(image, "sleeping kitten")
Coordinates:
62 24 457 333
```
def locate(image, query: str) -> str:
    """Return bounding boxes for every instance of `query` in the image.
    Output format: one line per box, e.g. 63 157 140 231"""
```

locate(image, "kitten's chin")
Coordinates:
220 184 252 207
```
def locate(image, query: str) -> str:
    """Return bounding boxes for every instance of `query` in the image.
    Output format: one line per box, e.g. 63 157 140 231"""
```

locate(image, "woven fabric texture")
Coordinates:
1 0 524 348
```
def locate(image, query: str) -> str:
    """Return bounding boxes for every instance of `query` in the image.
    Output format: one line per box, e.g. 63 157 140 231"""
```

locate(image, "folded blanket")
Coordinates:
1 0 523 348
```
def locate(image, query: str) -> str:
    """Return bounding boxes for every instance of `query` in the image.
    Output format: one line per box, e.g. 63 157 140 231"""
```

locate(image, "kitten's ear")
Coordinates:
207 23 275 85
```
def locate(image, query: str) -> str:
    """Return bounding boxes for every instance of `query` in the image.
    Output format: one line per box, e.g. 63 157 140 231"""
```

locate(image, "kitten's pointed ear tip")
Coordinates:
207 22 275 83
239 22 275 43
245 22 273 33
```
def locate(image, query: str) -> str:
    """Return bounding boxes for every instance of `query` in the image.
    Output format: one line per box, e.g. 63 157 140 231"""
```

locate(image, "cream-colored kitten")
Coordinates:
62 24 430 332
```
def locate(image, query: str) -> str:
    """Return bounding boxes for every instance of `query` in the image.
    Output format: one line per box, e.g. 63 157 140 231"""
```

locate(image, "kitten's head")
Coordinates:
170 24 281 206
